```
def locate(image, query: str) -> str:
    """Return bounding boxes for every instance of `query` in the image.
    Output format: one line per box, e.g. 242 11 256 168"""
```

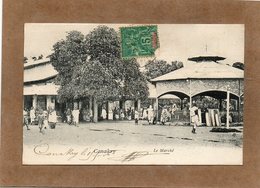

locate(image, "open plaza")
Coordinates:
23 120 243 165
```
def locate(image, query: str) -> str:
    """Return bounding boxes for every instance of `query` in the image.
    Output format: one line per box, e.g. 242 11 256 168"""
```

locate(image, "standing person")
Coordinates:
101 107 107 120
161 107 168 125
134 109 139 124
72 107 80 126
48 108 57 128
82 108 88 122
29 107 36 125
38 108 44 133
115 107 119 120
147 105 154 125
120 109 125 120
190 103 199 134
66 108 72 125
127 108 131 120
43 109 49 129
171 103 177 122
23 109 30 130
89 108 93 122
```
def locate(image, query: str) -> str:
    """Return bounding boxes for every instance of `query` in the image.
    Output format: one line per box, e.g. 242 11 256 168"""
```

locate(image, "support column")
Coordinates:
237 97 240 122
153 97 159 123
93 97 98 123
219 99 222 111
108 101 114 120
226 91 230 129
46 96 55 110
33 95 37 109
137 99 141 111
189 95 192 126
89 97 93 112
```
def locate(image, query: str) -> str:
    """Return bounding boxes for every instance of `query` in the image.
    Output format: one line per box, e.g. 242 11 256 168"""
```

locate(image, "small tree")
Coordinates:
38 54 43 60
232 62 244 70
24 57 28 64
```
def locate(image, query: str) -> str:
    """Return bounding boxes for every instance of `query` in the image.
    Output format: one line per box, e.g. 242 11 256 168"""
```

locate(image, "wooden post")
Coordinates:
93 97 98 123
89 97 92 112
137 99 141 111
155 97 159 123
226 91 230 129
238 97 241 122
33 95 37 109
189 79 192 126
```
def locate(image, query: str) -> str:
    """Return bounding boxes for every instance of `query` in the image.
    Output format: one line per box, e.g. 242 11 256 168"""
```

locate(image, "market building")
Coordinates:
150 56 244 126
23 56 244 125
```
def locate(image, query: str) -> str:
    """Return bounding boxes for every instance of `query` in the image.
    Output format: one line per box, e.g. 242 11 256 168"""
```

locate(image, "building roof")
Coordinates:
24 83 59 95
188 56 226 62
24 57 51 69
24 61 58 83
151 60 244 82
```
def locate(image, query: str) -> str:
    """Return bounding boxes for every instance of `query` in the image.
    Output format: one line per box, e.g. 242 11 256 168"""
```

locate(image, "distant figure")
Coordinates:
23 109 30 130
89 108 93 122
190 103 199 134
43 110 49 129
147 105 154 125
49 109 57 124
142 108 148 120
171 103 177 122
72 107 80 126
29 107 36 125
120 109 125 120
161 107 168 125
101 108 107 120
114 107 119 120
66 108 72 125
82 108 88 121
134 109 139 124
38 108 44 133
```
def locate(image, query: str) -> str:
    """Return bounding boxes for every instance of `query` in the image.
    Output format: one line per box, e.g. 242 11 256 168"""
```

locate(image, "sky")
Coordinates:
24 24 244 66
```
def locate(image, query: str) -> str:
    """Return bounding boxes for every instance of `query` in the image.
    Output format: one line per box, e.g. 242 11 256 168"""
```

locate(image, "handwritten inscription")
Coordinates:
33 143 174 162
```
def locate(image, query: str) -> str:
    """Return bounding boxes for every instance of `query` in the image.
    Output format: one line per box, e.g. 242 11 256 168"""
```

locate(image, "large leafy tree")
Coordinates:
50 31 87 102
50 26 148 103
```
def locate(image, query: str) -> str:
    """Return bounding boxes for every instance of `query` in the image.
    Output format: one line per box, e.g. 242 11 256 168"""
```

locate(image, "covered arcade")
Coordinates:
150 56 244 126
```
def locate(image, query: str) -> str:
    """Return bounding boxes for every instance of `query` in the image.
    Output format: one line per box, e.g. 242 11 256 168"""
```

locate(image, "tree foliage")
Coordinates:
24 57 28 64
232 62 244 70
50 26 148 102
144 59 183 80
51 31 87 86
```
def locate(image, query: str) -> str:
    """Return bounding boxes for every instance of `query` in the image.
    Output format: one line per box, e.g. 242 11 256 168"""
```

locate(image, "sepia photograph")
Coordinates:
23 24 244 165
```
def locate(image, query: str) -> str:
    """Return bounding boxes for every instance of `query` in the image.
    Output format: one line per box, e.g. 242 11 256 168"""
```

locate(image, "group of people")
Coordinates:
140 103 199 134
111 107 138 121
23 106 57 133
65 107 80 126
23 102 200 134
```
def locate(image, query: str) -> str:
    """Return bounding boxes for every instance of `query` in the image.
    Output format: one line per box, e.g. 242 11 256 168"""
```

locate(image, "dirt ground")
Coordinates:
23 120 243 165
23 120 243 148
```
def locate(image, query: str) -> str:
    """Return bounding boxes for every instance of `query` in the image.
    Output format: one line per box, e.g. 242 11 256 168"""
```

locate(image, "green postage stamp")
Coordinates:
120 25 159 58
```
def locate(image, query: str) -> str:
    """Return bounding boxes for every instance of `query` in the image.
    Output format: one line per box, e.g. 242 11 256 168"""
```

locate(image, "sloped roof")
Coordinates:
24 57 51 69
151 61 244 82
24 61 58 83
24 83 59 95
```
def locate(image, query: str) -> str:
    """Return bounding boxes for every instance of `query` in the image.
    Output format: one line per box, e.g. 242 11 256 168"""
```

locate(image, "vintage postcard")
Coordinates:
23 24 244 165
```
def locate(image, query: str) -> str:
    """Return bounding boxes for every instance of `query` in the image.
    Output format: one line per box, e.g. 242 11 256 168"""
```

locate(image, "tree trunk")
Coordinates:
93 97 98 123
